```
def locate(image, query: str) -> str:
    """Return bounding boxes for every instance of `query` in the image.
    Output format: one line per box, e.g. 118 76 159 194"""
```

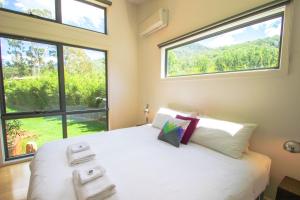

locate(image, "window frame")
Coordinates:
0 0 108 34
0 33 109 161
162 7 288 79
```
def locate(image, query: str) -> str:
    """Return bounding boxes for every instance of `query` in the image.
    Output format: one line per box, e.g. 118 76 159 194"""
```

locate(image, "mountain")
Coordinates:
171 35 280 58
171 42 210 59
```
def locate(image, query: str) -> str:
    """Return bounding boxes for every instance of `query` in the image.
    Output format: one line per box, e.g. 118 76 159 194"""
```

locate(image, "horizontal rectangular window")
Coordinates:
62 0 106 33
0 0 56 20
163 7 285 77
0 0 107 34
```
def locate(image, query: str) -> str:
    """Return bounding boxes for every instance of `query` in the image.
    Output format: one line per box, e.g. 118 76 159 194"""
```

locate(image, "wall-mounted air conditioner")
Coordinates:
139 8 169 37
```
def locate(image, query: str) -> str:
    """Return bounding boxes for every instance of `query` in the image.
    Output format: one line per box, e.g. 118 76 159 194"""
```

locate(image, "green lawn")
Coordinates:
6 107 107 155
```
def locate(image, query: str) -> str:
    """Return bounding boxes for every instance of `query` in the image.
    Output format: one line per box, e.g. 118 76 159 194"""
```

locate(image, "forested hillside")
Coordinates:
167 36 280 76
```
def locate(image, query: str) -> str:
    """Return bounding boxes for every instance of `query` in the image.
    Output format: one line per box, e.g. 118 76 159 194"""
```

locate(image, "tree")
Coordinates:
5 39 29 78
168 35 280 76
26 43 49 76
27 9 53 19
64 47 94 74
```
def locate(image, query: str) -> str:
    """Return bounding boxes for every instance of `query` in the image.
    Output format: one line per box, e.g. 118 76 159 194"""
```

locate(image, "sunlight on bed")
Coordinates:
199 118 243 136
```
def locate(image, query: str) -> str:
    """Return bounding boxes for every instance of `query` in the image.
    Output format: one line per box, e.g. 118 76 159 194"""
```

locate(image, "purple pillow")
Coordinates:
176 115 199 144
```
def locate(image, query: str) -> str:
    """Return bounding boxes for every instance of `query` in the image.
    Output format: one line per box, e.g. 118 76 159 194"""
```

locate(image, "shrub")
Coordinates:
4 71 106 111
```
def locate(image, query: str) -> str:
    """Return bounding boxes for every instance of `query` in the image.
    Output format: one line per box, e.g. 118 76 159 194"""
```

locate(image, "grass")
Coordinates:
6 107 107 155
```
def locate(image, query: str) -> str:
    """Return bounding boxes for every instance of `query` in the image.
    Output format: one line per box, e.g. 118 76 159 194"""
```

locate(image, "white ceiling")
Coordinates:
127 0 149 4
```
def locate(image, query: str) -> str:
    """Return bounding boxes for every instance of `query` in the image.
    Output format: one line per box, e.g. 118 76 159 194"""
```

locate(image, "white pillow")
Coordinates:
190 116 257 159
152 107 197 129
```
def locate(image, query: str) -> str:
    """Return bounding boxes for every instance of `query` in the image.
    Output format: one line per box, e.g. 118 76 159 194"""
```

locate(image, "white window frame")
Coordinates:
161 4 293 80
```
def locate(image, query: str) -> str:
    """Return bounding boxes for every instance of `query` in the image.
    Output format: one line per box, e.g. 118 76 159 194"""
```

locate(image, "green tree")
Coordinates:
168 35 280 76
5 39 29 78
26 44 46 76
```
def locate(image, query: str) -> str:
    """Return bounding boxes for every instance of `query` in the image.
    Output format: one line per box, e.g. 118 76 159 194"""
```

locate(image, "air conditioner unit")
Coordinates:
139 8 169 37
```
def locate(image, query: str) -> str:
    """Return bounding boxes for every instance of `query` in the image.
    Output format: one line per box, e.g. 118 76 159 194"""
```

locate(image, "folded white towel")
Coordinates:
73 170 116 200
67 148 96 166
70 142 90 153
78 166 106 185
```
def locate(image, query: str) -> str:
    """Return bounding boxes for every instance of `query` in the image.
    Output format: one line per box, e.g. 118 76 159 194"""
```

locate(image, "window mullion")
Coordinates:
57 45 67 138
55 0 62 23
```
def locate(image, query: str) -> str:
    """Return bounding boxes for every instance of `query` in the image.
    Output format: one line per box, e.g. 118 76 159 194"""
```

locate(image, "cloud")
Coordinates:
85 49 105 60
14 2 25 10
251 17 281 37
202 27 246 49
204 34 236 48
265 24 281 37
62 0 104 31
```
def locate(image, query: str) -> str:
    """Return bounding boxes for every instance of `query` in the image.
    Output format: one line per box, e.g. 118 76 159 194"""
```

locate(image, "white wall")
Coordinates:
137 0 300 199
1 0 299 199
0 0 139 165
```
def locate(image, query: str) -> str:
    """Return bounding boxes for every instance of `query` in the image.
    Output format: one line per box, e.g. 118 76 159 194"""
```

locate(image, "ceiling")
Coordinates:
127 0 149 4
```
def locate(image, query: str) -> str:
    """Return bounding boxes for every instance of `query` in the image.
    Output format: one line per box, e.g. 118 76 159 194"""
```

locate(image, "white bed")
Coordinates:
28 125 271 200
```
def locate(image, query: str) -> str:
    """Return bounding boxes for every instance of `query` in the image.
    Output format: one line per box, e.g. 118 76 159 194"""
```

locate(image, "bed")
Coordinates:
27 125 271 200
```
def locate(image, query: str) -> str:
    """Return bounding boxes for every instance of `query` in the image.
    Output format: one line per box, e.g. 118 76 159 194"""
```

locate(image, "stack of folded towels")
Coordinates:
73 165 116 200
67 142 96 166
67 142 116 200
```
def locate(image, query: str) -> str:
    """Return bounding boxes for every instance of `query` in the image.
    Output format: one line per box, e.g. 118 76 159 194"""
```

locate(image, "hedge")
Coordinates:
4 72 106 111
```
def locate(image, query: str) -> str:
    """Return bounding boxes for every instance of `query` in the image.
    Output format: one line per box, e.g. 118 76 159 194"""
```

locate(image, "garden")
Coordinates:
1 38 107 157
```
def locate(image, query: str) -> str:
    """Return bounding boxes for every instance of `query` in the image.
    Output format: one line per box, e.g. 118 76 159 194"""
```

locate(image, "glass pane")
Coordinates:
167 16 283 77
64 46 106 111
0 37 59 113
5 116 62 158
0 0 56 20
62 0 105 33
67 112 107 137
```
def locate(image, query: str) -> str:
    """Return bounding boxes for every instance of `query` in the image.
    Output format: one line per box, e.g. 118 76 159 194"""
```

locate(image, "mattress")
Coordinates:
28 125 271 200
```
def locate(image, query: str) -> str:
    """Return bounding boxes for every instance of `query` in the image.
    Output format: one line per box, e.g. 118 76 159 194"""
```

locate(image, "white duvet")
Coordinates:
28 125 271 200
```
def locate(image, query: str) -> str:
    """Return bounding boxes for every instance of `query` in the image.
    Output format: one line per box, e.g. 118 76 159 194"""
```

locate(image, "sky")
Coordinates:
2 0 56 18
199 17 282 49
1 0 105 32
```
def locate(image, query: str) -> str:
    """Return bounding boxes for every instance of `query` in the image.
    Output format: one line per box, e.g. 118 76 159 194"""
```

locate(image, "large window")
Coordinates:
162 7 285 77
0 35 108 160
0 0 107 34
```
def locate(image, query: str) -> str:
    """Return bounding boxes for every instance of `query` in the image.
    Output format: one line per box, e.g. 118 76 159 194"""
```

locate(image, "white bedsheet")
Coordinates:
28 125 271 200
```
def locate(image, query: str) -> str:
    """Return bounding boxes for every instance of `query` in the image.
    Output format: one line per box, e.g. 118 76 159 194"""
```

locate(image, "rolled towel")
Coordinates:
79 166 106 185
67 148 96 166
69 142 90 153
73 170 116 200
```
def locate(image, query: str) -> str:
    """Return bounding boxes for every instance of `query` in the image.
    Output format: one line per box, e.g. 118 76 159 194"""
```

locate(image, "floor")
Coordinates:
0 162 30 200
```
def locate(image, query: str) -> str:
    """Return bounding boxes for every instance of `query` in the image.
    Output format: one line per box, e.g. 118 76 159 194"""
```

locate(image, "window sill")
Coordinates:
161 67 288 81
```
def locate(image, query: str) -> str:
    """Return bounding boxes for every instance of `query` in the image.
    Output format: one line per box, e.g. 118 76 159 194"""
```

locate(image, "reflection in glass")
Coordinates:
62 0 105 33
0 0 56 20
